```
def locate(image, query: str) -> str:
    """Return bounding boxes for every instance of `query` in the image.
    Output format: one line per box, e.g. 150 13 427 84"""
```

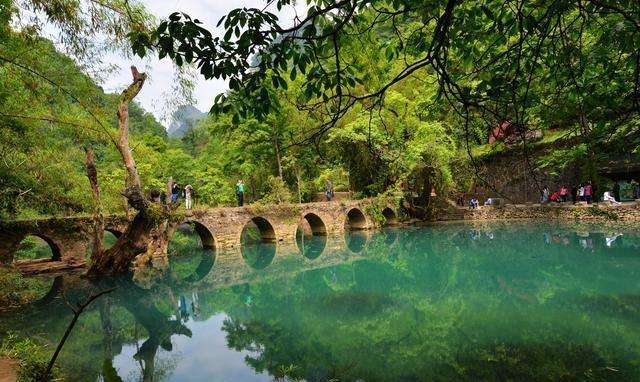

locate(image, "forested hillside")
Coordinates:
0 24 167 218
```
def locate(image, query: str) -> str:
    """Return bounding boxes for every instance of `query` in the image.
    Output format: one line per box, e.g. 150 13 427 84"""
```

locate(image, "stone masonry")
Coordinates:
0 200 399 272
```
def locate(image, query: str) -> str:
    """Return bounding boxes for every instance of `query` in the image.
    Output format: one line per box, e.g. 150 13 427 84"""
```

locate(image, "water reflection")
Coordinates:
296 231 327 260
344 231 368 253
241 242 276 269
2 222 640 381
381 228 398 246
168 224 216 283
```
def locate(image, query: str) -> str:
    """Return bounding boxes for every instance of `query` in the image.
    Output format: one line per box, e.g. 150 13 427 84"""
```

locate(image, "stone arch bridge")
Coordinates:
0 200 400 273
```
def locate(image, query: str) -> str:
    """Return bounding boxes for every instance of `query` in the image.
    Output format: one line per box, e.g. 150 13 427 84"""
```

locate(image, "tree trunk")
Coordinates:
272 126 283 180
296 168 302 204
85 147 104 259
89 206 173 275
88 67 173 276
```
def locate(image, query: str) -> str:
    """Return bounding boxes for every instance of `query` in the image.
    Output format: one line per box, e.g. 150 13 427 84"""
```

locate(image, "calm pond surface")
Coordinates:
2 221 640 381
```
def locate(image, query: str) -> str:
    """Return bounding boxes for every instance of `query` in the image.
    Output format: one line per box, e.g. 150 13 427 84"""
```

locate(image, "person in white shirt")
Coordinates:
184 184 193 209
603 191 621 205
578 184 585 201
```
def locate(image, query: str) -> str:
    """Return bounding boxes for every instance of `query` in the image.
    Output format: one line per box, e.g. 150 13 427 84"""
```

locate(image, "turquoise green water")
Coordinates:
2 221 640 381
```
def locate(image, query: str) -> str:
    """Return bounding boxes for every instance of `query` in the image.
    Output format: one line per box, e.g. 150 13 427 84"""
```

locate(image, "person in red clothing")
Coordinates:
559 185 569 202
584 181 593 204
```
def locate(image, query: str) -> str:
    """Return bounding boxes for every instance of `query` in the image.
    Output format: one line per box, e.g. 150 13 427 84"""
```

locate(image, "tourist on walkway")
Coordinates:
613 181 621 202
559 185 569 202
540 186 549 204
171 183 181 203
571 185 578 204
631 179 640 199
469 198 479 209
184 184 193 210
578 184 585 201
235 179 245 206
584 182 593 204
603 191 621 205
325 179 334 201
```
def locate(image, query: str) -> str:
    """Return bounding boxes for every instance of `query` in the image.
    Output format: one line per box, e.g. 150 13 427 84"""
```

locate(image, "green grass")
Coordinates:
0 332 61 382
13 236 53 261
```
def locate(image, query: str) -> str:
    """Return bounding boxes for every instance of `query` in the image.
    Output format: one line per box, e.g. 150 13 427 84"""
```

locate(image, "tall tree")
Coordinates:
88 67 175 276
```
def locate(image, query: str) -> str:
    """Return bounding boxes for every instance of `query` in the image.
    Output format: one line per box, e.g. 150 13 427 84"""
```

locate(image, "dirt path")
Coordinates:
0 357 17 382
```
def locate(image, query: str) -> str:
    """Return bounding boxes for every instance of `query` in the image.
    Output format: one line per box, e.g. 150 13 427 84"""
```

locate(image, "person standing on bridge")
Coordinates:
325 179 334 201
184 184 193 210
236 179 245 206
171 183 181 204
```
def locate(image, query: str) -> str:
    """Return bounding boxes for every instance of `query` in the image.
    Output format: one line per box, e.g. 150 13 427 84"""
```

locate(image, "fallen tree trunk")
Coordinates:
88 67 175 276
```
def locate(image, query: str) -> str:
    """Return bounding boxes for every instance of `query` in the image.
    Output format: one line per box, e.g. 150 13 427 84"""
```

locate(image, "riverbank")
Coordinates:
434 200 640 223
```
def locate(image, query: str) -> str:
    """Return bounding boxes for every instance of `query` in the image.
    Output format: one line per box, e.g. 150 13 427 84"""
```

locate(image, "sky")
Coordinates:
99 0 307 126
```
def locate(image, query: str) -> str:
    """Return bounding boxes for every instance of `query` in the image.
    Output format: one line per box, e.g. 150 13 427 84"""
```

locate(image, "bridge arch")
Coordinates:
382 207 398 226
240 216 277 269
170 221 216 250
168 221 216 283
345 208 368 230
296 213 327 260
242 216 277 243
300 213 327 236
188 221 216 249
13 234 62 262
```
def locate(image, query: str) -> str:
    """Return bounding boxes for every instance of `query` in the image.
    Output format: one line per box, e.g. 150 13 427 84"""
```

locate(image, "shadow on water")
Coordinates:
382 228 398 246
168 250 215 283
240 218 277 269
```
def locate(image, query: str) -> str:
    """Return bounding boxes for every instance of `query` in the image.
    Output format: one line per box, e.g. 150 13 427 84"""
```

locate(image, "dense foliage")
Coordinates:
1 0 639 219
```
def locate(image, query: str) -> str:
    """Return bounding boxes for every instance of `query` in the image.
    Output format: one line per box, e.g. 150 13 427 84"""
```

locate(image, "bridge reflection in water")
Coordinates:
168 231 376 291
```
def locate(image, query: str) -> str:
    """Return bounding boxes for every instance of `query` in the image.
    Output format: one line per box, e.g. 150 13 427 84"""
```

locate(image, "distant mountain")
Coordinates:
167 105 206 138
